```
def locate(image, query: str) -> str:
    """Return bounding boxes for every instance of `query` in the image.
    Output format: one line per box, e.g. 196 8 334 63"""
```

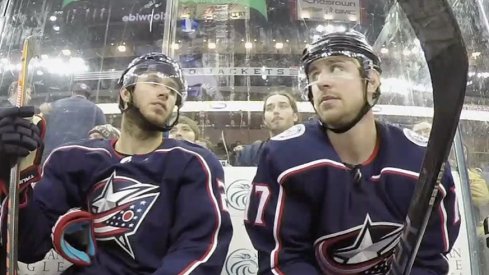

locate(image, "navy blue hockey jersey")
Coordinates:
16 138 233 274
244 121 460 275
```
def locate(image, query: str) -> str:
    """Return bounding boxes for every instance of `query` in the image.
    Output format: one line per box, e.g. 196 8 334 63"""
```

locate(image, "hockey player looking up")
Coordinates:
3 53 232 274
244 31 460 274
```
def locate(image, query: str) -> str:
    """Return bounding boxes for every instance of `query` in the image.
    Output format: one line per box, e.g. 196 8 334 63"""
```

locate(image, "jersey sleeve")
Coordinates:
244 145 320 275
11 146 89 263
411 162 460 274
154 151 232 275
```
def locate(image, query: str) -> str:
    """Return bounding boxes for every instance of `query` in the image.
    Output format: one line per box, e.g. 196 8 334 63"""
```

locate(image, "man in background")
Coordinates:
234 91 299 166
169 115 200 143
0 81 33 107
88 124 121 140
41 82 105 161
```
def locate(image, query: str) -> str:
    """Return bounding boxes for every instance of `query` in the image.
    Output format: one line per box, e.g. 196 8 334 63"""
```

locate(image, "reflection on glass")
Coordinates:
0 0 488 274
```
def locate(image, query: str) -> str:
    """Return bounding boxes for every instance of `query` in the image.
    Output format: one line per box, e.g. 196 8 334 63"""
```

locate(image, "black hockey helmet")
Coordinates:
117 52 187 111
299 30 381 102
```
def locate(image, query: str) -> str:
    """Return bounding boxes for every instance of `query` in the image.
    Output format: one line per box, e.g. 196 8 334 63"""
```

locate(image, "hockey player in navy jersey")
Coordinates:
2 53 233 274
244 31 460 274
0 106 44 274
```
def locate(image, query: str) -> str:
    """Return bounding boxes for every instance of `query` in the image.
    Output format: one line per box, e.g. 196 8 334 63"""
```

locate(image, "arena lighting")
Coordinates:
325 24 335 33
38 57 88 75
324 14 333 20
477 72 489 78
336 25 347 32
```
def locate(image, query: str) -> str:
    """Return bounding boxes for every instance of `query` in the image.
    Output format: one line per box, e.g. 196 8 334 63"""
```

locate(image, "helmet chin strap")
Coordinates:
319 80 379 134
122 93 180 133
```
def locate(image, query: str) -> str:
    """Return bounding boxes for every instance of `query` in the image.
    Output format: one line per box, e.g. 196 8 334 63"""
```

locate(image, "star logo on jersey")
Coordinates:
314 215 403 274
89 171 159 258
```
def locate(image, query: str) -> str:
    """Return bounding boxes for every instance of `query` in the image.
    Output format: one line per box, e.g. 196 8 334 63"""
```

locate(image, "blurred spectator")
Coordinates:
0 81 33 107
41 82 106 162
414 121 489 236
234 91 299 166
412 121 432 138
195 138 214 151
169 115 200 143
88 124 121 140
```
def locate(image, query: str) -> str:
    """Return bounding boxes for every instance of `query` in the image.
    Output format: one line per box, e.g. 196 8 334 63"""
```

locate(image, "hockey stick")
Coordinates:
388 1 468 274
6 35 40 275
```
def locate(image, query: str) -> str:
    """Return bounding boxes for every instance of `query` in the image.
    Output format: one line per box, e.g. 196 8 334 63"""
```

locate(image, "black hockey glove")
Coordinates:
0 106 42 167
0 106 45 201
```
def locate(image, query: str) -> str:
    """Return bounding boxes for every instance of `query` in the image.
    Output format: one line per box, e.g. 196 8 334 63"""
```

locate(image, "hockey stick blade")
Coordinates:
6 35 40 275
388 1 468 274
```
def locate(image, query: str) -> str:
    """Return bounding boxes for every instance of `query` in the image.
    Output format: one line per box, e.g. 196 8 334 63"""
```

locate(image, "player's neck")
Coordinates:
327 113 377 165
116 119 163 155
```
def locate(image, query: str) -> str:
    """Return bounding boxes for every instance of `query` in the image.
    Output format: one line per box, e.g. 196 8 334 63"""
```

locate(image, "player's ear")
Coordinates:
366 70 380 92
120 88 131 105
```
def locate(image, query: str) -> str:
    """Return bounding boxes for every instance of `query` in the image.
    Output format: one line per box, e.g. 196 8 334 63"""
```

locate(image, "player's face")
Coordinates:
131 73 179 127
308 56 366 128
263 94 298 135
169 123 196 142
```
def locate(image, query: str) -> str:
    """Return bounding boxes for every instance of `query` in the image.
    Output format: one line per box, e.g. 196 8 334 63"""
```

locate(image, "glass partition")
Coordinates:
0 0 487 274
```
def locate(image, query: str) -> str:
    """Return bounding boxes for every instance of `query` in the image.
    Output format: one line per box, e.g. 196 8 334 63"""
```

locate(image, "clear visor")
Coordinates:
122 63 186 98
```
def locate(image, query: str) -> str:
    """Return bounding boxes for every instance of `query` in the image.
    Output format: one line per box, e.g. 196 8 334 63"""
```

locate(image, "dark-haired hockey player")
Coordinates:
244 31 460 274
4 53 233 274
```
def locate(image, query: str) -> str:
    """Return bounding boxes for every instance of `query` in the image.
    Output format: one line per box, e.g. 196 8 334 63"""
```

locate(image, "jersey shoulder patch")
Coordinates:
403 128 428 147
271 124 306 141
